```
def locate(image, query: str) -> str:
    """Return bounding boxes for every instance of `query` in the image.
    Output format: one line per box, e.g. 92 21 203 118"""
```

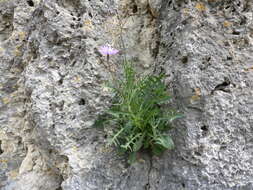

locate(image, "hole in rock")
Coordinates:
227 56 232 60
220 143 227 150
70 24 75 29
71 115 76 120
240 17 247 25
201 125 208 131
78 99 86 105
132 4 138 13
71 61 77 66
224 41 230 47
212 78 230 93
17 137 22 145
201 125 208 136
225 5 230 10
181 56 188 64
232 30 240 35
88 12 93 18
231 7 236 13
182 183 185 188
49 149 53 154
58 78 63 85
59 101 65 111
145 183 150 189
182 19 188 25
194 151 201 156
27 0 34 6
0 140 3 154
167 0 172 7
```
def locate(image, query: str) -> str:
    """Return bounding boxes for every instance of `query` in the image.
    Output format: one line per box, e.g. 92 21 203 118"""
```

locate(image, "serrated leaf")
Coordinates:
155 135 174 149
97 62 182 163
108 127 125 146
133 134 144 152
124 121 133 132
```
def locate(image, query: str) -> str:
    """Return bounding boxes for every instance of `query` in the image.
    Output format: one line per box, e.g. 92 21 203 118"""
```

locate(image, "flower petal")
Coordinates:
98 45 119 56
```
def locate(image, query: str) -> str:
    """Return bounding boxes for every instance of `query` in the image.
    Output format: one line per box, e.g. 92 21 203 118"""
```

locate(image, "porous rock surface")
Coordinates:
0 0 252 189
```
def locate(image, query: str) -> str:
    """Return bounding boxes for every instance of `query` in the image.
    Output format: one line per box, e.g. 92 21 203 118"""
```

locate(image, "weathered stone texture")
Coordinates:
0 0 252 190
154 0 253 189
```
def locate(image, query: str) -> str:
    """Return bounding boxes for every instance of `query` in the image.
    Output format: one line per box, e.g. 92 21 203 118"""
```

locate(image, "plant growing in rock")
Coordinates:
97 46 182 163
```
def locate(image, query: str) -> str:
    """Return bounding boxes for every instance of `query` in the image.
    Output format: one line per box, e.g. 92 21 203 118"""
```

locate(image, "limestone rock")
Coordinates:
0 0 252 190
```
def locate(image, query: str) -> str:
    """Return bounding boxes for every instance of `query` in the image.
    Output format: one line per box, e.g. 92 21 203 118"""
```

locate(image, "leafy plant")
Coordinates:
102 62 182 163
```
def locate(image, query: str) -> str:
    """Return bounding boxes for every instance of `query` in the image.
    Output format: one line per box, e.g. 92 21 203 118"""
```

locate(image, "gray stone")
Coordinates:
0 0 252 189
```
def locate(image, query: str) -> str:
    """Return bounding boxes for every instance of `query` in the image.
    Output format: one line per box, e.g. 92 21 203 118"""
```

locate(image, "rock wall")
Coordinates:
0 0 252 190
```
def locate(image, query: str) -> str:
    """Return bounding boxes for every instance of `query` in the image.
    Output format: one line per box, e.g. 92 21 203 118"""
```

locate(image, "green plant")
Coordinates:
102 62 182 163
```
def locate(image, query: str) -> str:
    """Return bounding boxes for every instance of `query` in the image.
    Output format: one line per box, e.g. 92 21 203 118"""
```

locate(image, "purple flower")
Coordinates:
98 45 119 56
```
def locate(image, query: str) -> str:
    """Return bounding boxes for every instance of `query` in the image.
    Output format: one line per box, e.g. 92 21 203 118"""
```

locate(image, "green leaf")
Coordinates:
159 112 184 123
152 144 166 156
108 127 125 146
157 95 172 104
133 134 144 152
124 121 133 132
96 62 182 164
93 115 107 129
117 146 127 155
121 133 142 152
155 135 174 149
167 113 184 122
128 152 137 164
143 138 150 149
106 110 130 118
